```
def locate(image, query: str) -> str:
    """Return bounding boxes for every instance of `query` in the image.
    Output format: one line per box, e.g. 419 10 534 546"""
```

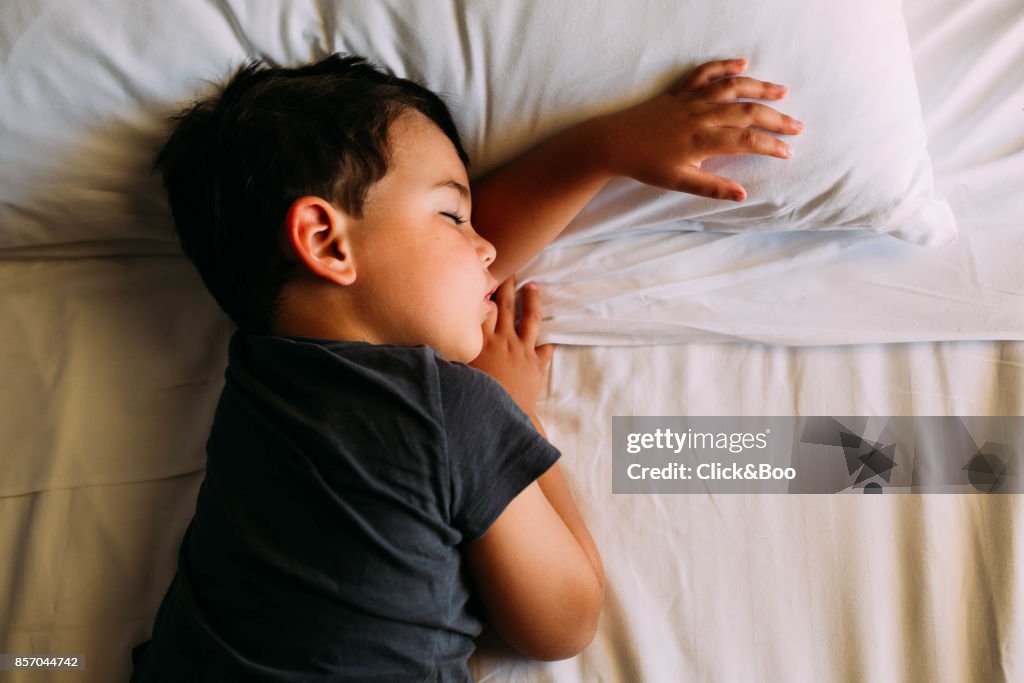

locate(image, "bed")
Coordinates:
1 0 1021 681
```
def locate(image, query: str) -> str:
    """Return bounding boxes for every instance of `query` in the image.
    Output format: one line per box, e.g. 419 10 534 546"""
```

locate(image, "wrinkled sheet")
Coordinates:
2 341 1023 682
526 0 1024 345
486 341 1024 682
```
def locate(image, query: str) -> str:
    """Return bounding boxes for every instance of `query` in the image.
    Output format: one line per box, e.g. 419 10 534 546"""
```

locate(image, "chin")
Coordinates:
454 346 482 365
435 326 484 364
452 337 484 365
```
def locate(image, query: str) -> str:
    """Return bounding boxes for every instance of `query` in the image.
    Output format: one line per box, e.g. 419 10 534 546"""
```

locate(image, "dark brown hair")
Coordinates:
154 53 469 334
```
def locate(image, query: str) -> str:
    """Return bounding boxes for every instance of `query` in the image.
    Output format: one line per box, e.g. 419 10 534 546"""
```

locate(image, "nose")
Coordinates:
473 230 496 267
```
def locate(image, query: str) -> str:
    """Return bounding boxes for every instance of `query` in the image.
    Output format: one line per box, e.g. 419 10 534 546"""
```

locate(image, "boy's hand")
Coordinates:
592 58 804 202
470 277 555 419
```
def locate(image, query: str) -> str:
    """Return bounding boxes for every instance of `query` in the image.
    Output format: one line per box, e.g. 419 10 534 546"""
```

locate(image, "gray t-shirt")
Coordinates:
130 331 561 682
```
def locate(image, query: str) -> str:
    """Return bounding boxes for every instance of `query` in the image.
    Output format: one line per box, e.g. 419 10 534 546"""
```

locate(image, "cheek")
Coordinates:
434 238 480 284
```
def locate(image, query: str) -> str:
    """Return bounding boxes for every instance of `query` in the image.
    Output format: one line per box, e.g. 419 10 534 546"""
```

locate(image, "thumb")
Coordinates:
672 166 746 202
482 301 498 336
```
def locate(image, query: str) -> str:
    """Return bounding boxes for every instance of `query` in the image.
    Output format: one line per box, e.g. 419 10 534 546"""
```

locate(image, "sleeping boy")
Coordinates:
130 53 800 681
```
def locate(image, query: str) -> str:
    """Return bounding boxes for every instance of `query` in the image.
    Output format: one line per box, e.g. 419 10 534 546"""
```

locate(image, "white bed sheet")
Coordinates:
482 342 1024 682
2 341 1022 682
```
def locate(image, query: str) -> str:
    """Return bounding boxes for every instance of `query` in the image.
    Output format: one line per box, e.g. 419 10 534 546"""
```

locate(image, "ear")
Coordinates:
282 196 357 286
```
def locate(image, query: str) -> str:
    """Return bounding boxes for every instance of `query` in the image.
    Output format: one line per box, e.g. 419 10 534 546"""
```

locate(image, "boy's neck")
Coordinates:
269 280 376 345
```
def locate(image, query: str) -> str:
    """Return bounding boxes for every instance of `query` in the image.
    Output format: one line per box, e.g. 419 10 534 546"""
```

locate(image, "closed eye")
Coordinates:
441 211 467 225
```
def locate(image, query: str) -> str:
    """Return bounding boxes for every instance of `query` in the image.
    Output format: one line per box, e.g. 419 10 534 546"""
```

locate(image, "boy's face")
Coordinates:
346 110 498 363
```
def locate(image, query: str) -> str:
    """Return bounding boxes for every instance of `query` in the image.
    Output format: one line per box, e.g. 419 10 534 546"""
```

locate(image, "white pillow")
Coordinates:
336 0 956 247
522 1 958 247
0 0 954 251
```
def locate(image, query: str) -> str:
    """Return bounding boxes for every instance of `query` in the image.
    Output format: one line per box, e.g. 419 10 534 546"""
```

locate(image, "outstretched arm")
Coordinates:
470 58 805 282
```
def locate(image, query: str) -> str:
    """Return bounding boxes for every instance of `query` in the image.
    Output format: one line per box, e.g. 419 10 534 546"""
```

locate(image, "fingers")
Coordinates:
710 126 793 159
707 101 803 135
652 59 806 204
670 167 747 202
668 122 795 201
516 282 543 345
676 65 804 140
676 58 747 91
494 276 516 334
676 60 785 102
493 278 551 354
482 300 498 336
700 76 788 103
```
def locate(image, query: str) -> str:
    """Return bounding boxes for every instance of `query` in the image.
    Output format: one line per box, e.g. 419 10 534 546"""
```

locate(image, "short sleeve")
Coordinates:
437 361 561 543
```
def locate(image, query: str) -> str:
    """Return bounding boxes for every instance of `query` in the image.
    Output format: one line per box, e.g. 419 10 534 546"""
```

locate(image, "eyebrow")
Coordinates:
433 179 470 199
